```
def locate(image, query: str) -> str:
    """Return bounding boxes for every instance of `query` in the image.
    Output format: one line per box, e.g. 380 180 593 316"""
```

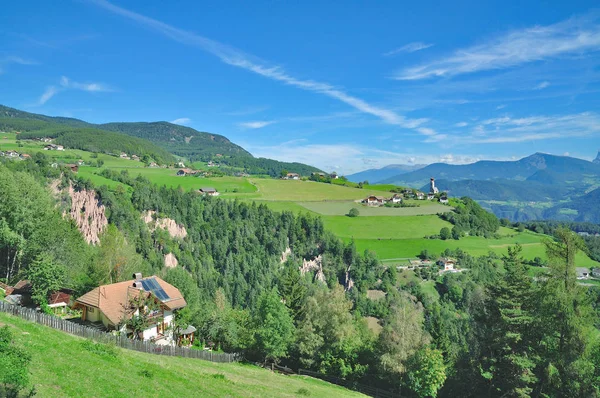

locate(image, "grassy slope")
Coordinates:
299 200 450 216
249 179 386 201
322 215 452 240
0 313 363 398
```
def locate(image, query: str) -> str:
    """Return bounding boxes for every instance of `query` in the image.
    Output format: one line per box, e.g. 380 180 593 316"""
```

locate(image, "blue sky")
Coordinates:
1 1 600 173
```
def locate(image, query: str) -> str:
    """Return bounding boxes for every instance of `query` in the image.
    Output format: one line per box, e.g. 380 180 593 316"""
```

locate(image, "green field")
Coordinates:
299 200 450 216
98 168 257 195
249 179 388 201
0 312 363 398
323 215 452 240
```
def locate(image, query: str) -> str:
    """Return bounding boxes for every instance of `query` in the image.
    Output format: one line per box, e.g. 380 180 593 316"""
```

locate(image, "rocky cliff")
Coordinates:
142 211 187 239
68 185 108 245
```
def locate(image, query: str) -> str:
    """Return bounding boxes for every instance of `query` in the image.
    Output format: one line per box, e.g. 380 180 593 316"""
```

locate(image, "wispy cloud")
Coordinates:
38 86 60 105
395 14 600 80
454 122 468 127
238 121 276 129
533 81 551 90
496 104 507 110
384 42 433 56
465 112 600 144
89 0 437 138
170 117 191 125
0 55 36 74
35 75 113 105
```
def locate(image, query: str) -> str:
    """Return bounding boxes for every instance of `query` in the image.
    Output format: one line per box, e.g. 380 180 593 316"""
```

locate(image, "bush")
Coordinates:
347 208 360 217
297 387 311 396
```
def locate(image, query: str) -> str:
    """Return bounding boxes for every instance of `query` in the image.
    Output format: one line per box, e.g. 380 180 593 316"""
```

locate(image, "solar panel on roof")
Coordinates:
141 278 170 301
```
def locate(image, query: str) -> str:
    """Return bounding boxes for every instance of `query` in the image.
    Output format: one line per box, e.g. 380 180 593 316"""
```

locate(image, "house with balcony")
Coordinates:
74 274 188 345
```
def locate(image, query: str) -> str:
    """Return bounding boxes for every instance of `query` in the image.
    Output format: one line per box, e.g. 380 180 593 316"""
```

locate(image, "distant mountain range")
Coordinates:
380 152 600 223
346 164 426 183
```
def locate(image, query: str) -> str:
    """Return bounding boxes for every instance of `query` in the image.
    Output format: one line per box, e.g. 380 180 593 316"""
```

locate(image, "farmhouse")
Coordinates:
438 258 457 271
64 164 79 173
177 168 196 176
389 194 402 204
199 187 219 196
364 195 386 206
43 144 64 151
74 274 188 345
416 192 425 200
330 172 339 179
439 196 449 204
285 172 300 180
427 193 435 200
120 152 130 159
577 268 590 280
131 155 140 161
148 162 158 168
19 153 31 160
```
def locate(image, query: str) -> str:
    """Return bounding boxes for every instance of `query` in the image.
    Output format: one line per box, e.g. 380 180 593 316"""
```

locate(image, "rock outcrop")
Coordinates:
164 253 179 268
142 211 187 239
68 185 108 245
594 151 600 164
280 247 292 264
300 255 326 283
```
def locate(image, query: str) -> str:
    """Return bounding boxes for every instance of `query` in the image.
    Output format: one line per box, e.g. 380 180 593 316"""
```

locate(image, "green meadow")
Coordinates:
0 313 363 398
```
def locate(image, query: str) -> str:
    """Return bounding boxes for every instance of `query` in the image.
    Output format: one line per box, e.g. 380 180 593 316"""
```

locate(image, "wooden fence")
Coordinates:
0 301 239 363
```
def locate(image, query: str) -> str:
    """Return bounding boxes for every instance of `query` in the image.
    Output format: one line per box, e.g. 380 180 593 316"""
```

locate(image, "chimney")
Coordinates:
133 272 142 280
132 281 144 289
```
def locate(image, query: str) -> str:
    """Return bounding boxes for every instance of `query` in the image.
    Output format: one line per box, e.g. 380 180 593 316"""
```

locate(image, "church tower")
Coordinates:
430 178 439 194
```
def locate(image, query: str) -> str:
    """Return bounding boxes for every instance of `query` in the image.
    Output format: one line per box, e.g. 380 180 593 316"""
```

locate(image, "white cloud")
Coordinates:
238 121 276 129
395 14 600 80
243 140 488 174
170 117 191 125
464 112 600 144
0 55 37 74
496 104 507 110
533 81 551 90
384 42 433 56
35 75 112 105
90 0 438 138
454 122 468 127
38 86 60 105
60 76 112 92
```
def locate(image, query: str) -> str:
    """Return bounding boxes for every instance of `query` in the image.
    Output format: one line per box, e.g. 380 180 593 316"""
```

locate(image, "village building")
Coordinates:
207 161 216 167
148 162 158 168
176 168 196 176
592 268 600 278
439 196 449 204
285 172 300 180
330 172 339 179
5 150 19 158
74 274 188 345
416 192 425 200
47 289 74 315
19 153 31 160
389 194 402 204
65 164 79 173
176 161 185 168
427 193 435 200
438 258 457 271
577 267 590 280
199 187 219 196
408 259 433 268
120 152 130 159
430 178 439 194
131 155 140 161
77 159 84 166
364 195 386 206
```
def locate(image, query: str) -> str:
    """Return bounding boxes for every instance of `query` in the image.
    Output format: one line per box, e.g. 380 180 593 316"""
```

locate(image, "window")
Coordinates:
88 306 95 313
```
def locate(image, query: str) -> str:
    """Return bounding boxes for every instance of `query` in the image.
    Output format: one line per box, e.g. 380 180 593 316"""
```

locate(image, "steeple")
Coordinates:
430 178 439 194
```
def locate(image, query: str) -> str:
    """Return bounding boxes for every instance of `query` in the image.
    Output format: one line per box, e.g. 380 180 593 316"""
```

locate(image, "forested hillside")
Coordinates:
99 121 251 160
1 117 175 164
0 104 322 177
2 153 600 397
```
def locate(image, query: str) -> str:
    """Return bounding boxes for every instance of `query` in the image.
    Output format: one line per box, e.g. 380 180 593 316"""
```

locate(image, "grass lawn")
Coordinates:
299 201 451 216
249 179 387 201
106 168 257 195
322 215 452 240
354 230 599 267
0 312 364 398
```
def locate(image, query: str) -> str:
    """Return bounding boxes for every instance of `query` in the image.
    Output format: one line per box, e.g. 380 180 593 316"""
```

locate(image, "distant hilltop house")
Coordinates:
131 154 140 161
19 153 31 160
176 168 197 176
148 162 159 168
207 161 217 167
330 172 339 179
176 161 185 168
3 150 20 158
284 172 300 180
64 164 79 173
43 144 64 151
199 187 219 196
120 152 130 159
439 196 449 204
74 274 189 345
416 192 425 200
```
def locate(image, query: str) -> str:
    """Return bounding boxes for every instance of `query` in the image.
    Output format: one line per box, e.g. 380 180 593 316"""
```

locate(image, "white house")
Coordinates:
199 187 220 196
439 196 449 204
438 258 456 271
365 195 386 206
389 194 402 204
577 268 590 280
74 274 188 345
